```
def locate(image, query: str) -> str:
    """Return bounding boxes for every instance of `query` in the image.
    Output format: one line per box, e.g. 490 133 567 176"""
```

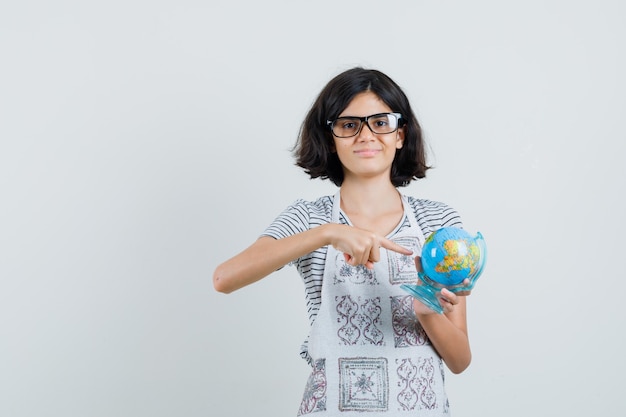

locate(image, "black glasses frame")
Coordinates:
326 112 404 138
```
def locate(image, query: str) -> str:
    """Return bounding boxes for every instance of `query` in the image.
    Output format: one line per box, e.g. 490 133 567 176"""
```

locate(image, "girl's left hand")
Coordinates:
412 288 466 315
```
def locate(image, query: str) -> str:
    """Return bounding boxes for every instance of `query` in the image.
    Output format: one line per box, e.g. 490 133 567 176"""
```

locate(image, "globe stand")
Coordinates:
401 272 479 315
400 276 445 314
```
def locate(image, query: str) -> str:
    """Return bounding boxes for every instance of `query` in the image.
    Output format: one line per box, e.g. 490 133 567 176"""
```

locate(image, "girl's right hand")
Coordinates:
327 224 413 269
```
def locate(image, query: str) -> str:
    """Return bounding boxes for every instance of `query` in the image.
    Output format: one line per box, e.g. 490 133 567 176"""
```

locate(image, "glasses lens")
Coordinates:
332 117 362 137
368 113 398 134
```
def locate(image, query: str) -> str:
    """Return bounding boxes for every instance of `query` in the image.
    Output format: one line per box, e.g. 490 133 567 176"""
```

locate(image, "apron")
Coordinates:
297 192 450 416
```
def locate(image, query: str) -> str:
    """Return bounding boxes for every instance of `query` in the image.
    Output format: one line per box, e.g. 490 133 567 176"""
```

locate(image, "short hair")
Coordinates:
293 67 430 187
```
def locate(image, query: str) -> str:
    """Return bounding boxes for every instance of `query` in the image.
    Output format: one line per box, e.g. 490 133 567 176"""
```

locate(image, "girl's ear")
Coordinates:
396 127 406 149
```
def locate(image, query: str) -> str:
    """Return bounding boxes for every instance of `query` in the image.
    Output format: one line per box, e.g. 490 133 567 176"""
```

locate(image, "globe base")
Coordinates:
400 283 445 314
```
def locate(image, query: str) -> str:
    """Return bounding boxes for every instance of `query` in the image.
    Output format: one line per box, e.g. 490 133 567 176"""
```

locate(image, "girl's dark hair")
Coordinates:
293 67 430 187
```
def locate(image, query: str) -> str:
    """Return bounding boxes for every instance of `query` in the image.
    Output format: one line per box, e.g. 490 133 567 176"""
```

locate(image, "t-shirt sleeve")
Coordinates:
261 199 311 240
409 197 464 236
439 204 463 229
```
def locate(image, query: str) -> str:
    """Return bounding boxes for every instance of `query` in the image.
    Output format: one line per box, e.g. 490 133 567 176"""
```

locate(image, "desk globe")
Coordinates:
401 227 487 314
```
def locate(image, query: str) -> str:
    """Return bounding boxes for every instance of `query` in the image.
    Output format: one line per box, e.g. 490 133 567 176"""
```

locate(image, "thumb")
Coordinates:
414 255 423 273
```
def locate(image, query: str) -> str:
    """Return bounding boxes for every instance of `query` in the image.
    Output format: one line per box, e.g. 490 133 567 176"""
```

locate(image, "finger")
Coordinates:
413 256 423 272
343 253 352 264
454 279 472 296
380 238 413 255
354 247 369 266
368 245 381 264
440 288 458 305
344 252 362 267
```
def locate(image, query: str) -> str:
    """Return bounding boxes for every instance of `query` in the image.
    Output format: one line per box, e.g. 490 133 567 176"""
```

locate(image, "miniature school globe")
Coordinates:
401 227 487 314
420 227 486 286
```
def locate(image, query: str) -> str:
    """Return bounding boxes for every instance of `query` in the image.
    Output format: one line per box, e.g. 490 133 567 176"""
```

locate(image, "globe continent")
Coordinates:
421 227 481 286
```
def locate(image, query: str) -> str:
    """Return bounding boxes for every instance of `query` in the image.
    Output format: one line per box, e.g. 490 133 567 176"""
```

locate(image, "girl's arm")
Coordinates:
213 225 330 294
213 223 412 293
414 294 471 374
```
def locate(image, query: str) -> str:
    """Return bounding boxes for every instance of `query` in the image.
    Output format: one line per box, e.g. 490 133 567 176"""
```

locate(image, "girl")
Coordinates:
213 67 471 416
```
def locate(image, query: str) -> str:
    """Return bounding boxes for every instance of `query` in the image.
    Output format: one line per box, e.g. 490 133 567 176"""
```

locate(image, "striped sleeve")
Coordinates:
406 196 464 237
262 199 312 240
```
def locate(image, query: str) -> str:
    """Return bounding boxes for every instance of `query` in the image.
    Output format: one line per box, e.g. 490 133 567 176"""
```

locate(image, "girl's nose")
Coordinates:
356 122 376 141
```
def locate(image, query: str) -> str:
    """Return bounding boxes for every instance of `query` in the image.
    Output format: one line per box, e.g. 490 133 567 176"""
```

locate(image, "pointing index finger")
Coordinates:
380 238 413 255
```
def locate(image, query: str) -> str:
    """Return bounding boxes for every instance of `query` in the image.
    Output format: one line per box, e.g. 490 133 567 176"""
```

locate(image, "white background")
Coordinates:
1 1 625 416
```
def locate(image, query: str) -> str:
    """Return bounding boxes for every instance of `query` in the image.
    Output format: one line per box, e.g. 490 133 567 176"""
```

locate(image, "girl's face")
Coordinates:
332 91 404 183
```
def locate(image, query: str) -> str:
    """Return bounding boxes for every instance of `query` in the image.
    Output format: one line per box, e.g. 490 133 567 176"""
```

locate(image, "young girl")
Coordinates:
213 67 472 416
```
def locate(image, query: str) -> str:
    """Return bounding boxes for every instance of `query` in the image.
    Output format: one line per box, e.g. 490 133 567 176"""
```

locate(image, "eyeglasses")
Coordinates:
326 112 404 138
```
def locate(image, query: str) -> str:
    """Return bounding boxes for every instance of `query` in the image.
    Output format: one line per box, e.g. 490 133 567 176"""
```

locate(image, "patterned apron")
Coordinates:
298 191 450 416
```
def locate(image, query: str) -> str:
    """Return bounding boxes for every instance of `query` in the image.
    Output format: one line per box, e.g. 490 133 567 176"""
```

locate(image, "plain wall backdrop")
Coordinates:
1 1 625 416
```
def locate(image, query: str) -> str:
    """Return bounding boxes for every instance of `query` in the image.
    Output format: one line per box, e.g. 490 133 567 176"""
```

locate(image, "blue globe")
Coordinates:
420 227 486 286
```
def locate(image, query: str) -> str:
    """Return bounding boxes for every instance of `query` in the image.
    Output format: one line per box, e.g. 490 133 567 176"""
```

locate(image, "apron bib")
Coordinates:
297 192 450 416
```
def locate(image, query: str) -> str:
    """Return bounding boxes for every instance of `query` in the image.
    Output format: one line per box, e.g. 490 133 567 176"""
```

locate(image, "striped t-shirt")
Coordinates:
261 194 462 362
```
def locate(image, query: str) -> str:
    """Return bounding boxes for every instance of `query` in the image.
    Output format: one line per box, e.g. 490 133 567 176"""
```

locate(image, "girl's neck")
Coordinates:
339 178 401 218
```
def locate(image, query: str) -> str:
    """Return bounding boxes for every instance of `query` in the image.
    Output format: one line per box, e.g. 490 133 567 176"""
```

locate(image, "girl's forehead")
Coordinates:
340 92 390 116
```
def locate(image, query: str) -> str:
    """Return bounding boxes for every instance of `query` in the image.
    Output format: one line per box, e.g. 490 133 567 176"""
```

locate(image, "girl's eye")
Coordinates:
374 119 388 127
